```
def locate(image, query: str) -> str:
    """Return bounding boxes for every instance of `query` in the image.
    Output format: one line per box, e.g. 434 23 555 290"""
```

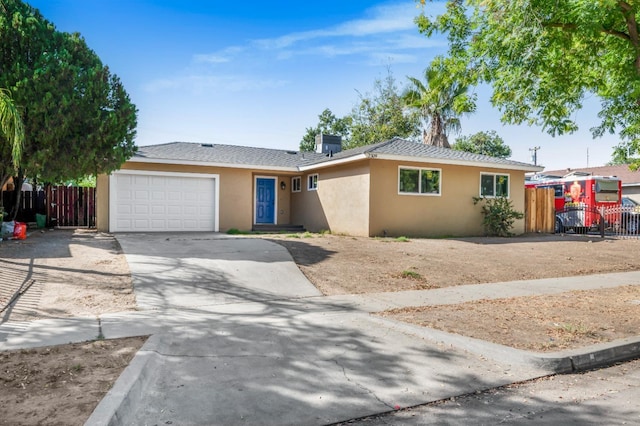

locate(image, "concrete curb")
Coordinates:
84 334 162 426
534 336 640 373
369 316 640 375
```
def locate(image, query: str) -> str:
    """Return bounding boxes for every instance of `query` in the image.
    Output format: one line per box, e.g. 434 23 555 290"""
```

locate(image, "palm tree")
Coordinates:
0 89 24 164
0 88 24 186
403 57 475 148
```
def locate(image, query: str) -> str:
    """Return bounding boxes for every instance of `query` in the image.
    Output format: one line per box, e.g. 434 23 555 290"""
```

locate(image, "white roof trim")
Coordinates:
298 154 368 171
127 156 298 172
370 153 542 172
300 152 542 172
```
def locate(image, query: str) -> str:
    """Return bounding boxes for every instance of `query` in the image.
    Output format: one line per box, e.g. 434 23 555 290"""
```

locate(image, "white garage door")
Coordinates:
110 171 219 232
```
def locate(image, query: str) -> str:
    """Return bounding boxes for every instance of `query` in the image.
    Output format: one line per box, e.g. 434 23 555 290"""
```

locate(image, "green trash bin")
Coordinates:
36 213 46 229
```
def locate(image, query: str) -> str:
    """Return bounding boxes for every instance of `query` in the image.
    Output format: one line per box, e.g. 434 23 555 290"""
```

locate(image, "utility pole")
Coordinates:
529 146 541 166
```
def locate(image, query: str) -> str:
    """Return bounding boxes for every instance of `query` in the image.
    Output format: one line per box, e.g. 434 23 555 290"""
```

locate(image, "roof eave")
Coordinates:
127 156 299 172
298 153 369 171
301 152 542 172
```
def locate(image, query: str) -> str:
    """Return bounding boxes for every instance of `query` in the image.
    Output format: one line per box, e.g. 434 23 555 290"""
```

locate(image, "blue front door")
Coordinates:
256 178 275 224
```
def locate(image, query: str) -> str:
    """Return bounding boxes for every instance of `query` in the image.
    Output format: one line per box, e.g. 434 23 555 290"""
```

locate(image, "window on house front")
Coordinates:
480 173 509 197
307 174 318 191
398 167 441 195
291 176 301 193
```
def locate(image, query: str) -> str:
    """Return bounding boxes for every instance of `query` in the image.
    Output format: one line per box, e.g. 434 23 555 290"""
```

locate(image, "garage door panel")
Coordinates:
117 204 132 214
111 173 217 232
151 205 166 215
133 205 147 215
134 176 149 185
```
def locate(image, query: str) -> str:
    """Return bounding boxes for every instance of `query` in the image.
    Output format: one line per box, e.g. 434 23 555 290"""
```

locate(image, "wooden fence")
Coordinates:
2 186 96 228
524 187 555 233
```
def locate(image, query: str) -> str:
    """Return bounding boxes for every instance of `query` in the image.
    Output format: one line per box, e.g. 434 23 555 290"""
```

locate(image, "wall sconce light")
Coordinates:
280 181 286 190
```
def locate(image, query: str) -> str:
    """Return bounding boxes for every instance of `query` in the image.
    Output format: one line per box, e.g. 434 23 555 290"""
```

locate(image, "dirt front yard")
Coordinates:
1 230 640 424
268 233 640 353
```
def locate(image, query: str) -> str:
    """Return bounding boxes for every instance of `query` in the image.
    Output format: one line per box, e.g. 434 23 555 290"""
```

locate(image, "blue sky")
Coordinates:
28 0 619 171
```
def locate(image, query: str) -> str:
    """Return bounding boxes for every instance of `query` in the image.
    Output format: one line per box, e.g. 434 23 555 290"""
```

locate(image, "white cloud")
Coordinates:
193 46 245 64
255 2 420 50
144 74 287 94
148 2 445 94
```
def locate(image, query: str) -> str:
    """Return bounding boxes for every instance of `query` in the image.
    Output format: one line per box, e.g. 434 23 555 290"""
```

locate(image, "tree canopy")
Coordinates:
299 71 419 151
451 130 512 158
347 71 420 149
299 109 351 152
416 0 640 159
0 0 137 185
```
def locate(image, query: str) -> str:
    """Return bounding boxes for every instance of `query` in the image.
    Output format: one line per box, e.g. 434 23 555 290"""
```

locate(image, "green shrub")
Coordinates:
472 196 524 237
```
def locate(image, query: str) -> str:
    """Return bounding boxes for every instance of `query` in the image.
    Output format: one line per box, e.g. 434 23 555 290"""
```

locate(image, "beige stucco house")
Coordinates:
96 137 542 237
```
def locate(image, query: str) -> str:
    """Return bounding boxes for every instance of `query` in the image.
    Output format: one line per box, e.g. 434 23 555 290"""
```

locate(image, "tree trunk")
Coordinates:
8 170 24 221
423 114 451 148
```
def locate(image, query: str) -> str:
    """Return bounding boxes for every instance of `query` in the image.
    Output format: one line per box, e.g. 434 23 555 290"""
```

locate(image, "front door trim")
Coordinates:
254 176 277 225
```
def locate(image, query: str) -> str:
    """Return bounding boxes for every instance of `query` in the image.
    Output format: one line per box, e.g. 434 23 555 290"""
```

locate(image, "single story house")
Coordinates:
538 164 640 203
96 137 542 237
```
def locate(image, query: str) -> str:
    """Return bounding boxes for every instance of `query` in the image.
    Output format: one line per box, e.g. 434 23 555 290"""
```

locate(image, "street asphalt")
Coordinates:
0 233 639 426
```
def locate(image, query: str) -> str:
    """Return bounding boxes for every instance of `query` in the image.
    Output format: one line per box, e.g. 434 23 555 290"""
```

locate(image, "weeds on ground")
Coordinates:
539 321 601 351
400 270 422 280
227 228 249 235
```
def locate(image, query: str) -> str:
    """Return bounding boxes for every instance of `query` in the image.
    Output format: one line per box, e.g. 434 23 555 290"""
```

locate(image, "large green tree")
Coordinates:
0 0 137 188
452 130 512 158
416 0 640 161
300 71 420 151
347 71 420 149
403 56 475 148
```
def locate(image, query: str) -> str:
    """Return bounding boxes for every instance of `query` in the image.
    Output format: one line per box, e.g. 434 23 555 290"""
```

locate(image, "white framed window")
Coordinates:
307 174 318 191
398 167 441 195
480 173 510 197
291 176 301 193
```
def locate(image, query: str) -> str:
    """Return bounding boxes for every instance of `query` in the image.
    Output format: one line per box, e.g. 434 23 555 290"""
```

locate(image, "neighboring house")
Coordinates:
538 164 640 203
96 137 542 237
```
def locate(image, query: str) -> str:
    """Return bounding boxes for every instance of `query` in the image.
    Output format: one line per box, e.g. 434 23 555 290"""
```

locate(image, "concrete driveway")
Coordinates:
85 233 551 426
116 233 321 309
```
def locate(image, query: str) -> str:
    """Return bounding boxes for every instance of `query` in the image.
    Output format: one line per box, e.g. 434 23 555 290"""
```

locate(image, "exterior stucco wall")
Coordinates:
274 176 291 225
102 162 293 233
290 175 326 231
292 162 370 235
368 160 527 237
99 157 527 237
96 174 110 232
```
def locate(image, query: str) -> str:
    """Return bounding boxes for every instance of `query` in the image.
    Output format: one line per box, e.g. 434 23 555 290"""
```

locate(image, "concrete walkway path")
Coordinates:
1 233 639 426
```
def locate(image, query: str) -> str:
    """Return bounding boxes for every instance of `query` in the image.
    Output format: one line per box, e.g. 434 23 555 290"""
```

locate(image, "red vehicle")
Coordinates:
526 175 622 233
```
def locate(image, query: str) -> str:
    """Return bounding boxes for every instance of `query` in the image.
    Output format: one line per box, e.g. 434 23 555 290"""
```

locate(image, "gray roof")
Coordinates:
133 142 327 169
132 138 541 171
306 138 540 169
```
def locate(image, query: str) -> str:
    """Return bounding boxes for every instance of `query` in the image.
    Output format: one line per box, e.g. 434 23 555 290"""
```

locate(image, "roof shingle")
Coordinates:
132 138 540 171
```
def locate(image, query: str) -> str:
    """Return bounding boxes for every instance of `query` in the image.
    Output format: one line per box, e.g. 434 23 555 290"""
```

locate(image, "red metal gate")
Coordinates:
45 186 96 228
